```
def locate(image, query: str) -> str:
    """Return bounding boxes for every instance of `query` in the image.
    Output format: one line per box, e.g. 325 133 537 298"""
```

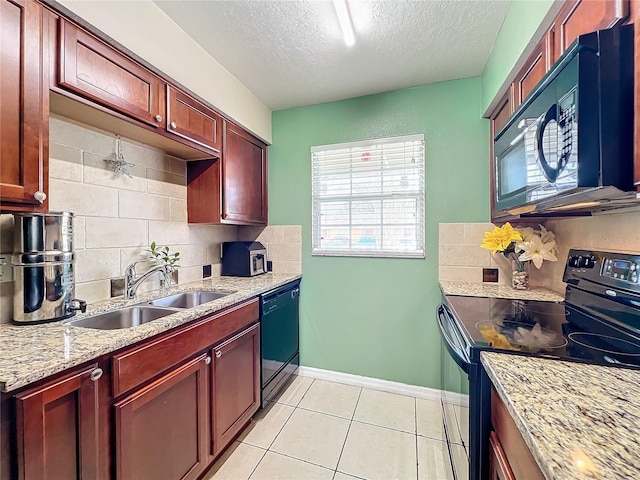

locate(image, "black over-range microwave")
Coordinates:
493 25 636 216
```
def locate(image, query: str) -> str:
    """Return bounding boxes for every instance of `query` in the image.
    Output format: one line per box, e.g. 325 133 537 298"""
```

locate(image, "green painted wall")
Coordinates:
481 0 554 113
269 77 489 390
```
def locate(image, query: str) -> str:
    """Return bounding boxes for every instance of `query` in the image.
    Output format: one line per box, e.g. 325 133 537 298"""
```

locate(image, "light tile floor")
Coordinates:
203 376 468 480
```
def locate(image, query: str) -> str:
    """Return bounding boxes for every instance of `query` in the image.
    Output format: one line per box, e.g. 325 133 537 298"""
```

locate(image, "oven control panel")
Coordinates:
602 258 639 283
565 249 640 290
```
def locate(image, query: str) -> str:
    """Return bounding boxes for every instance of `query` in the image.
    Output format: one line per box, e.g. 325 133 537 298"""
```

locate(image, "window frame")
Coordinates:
311 134 426 259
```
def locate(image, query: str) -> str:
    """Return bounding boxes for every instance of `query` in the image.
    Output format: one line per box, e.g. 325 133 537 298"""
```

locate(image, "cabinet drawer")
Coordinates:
490 387 544 480
112 298 259 397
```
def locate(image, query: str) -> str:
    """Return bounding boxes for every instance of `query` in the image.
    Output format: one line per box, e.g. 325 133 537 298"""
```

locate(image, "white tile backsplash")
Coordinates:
238 225 302 275
0 116 241 321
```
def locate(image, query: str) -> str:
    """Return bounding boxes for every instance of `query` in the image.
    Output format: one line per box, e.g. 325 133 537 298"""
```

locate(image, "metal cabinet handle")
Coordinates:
33 191 47 203
205 356 212 365
155 114 163 122
215 350 221 358
90 368 103 381
170 121 177 129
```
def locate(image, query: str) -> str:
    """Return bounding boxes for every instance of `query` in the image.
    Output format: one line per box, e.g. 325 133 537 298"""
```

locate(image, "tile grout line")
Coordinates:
415 396 419 480
256 377 315 452
259 449 336 475
245 446 268 480
332 386 363 479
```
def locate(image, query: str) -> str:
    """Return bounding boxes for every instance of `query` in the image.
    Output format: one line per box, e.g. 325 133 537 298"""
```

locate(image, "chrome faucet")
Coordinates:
124 262 172 300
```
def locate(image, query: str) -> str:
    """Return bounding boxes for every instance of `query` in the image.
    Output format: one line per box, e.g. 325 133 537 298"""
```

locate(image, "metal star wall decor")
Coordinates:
104 135 135 178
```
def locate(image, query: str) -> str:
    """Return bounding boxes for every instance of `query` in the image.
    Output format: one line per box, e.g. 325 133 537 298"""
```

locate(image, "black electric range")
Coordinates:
437 248 640 480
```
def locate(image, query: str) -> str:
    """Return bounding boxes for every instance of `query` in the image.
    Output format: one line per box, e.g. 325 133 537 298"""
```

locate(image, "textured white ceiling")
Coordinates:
153 0 512 111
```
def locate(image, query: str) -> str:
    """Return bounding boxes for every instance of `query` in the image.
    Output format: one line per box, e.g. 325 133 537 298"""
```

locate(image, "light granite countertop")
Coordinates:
0 273 301 393
440 281 564 302
481 352 640 480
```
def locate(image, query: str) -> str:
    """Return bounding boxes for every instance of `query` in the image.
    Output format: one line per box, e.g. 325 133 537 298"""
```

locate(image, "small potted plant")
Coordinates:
148 241 181 288
480 223 558 290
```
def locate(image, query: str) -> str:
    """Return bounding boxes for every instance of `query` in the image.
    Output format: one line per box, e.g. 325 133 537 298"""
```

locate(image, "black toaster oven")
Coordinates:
221 241 268 277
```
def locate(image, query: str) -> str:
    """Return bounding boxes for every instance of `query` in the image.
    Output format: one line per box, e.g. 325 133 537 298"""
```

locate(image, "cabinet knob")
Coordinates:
215 350 222 359
33 190 47 203
90 368 103 382
205 356 212 365
155 114 163 122
170 121 177 129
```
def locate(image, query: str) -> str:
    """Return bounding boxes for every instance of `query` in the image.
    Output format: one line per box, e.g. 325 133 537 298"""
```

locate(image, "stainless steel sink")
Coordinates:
67 306 175 330
147 291 231 309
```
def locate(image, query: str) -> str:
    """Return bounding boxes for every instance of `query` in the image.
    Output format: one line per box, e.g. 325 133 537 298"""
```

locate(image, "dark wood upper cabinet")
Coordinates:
211 323 260 457
187 122 268 226
58 19 166 128
552 0 630 59
0 0 49 212
221 121 268 225
14 362 108 480
513 34 550 108
167 85 222 154
491 86 514 136
114 354 209 480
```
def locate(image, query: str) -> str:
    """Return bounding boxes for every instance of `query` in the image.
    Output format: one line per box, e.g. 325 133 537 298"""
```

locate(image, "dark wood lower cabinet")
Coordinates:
489 431 516 480
4 300 262 480
114 354 209 480
211 323 261 456
490 387 544 480
14 362 107 480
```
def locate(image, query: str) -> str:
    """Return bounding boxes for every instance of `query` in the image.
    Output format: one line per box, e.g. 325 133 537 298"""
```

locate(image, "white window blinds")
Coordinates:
311 134 425 258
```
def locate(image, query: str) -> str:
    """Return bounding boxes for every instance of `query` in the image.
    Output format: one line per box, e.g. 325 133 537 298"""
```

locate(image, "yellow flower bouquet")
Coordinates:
480 223 558 289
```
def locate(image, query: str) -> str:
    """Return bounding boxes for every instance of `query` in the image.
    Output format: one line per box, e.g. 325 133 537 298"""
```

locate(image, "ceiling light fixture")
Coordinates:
333 0 355 47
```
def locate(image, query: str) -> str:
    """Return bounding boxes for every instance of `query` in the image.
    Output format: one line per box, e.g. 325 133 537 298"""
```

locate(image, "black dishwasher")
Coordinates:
260 280 300 406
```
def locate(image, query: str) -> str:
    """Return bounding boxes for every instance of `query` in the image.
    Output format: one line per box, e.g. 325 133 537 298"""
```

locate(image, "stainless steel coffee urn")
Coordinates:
12 212 86 324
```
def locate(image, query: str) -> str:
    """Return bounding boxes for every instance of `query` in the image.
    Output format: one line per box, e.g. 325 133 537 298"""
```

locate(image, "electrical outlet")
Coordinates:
0 256 12 283
203 265 212 278
483 268 499 283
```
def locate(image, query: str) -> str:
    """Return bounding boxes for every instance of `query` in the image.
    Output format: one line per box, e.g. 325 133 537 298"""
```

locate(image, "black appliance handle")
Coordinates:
536 104 571 183
437 304 469 374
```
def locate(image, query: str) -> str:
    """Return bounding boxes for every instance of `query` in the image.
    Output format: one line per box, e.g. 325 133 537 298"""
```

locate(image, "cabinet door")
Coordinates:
115 354 209 480
489 432 516 480
513 34 550 107
15 363 106 480
167 86 222 153
0 0 49 211
211 323 260 456
221 121 268 225
491 87 514 136
58 20 165 128
553 0 629 59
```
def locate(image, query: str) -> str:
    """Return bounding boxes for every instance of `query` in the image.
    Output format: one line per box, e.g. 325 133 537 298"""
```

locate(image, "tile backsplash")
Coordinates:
0 115 239 322
542 209 640 293
440 209 640 294
439 222 517 286
238 225 302 275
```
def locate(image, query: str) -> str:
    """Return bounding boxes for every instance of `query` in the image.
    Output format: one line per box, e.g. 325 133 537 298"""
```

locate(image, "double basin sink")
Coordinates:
67 291 233 330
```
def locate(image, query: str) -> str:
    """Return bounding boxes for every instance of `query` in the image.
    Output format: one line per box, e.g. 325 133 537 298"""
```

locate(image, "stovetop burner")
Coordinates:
568 333 640 356
441 248 640 368
476 320 567 352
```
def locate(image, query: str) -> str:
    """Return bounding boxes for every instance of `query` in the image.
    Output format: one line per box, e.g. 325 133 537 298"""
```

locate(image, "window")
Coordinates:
311 134 425 258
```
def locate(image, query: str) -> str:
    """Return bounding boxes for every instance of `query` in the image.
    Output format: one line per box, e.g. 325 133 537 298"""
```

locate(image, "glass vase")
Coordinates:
511 260 530 290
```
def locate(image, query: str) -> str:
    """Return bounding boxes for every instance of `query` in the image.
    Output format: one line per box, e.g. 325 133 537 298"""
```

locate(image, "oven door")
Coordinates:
437 304 470 480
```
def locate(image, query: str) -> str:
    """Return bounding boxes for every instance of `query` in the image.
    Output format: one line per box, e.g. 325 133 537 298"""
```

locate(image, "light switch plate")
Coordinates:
0 256 12 283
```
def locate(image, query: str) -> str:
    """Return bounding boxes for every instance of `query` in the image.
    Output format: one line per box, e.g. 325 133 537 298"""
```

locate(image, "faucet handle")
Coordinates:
125 261 145 276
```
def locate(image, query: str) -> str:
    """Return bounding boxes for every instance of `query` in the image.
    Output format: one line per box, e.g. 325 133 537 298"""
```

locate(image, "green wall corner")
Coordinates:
269 78 489 390
481 0 555 113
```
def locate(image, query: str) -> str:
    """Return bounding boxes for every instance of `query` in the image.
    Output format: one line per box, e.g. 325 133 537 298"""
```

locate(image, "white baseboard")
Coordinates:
297 366 469 407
